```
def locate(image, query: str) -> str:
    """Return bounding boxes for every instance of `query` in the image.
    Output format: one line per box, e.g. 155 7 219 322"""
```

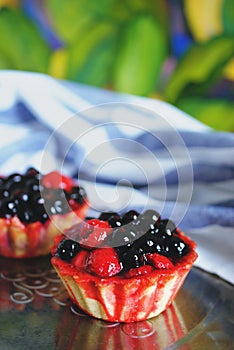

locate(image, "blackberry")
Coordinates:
56 239 81 261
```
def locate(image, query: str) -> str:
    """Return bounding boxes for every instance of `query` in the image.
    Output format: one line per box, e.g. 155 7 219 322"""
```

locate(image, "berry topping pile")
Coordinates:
55 210 191 278
0 168 87 224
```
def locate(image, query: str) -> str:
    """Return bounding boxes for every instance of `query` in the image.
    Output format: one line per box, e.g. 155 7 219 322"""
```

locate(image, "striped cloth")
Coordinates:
0 70 233 284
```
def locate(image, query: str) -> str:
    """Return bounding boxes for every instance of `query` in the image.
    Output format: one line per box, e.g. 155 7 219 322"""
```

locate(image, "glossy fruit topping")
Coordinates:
56 239 81 261
55 209 191 277
41 171 73 191
80 219 111 248
0 168 87 224
145 253 174 269
85 247 122 277
124 265 154 277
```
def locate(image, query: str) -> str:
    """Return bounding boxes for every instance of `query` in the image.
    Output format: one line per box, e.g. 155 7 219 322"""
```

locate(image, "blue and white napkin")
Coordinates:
0 70 233 284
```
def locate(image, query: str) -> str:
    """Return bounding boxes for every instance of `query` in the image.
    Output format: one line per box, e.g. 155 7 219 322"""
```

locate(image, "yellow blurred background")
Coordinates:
0 0 233 131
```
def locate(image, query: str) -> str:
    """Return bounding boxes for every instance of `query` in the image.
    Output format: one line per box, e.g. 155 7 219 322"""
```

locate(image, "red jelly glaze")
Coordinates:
51 229 198 322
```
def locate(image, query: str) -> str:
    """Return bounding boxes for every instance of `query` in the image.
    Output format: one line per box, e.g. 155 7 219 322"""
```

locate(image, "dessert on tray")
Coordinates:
0 168 89 258
51 209 198 323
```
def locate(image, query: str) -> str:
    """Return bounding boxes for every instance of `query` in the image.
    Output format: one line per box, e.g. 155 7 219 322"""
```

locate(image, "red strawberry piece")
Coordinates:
124 265 154 278
87 219 109 228
85 247 122 277
42 171 74 191
81 219 112 248
146 253 174 269
72 250 89 269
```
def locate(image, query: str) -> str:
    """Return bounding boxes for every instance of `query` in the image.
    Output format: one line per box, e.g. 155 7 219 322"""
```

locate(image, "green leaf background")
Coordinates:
0 0 233 131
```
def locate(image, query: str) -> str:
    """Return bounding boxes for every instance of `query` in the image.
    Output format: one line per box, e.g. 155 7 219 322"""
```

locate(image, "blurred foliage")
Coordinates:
0 0 233 131
164 36 234 103
0 7 50 71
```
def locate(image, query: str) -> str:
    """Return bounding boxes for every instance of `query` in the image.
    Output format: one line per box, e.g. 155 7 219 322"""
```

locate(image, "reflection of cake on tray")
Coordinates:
51 209 198 323
55 294 189 350
0 168 89 258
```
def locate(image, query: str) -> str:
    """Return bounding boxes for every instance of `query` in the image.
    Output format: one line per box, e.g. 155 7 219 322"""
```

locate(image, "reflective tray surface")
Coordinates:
0 256 233 350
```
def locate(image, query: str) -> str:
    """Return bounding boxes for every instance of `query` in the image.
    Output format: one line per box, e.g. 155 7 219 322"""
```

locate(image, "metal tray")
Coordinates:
0 256 233 350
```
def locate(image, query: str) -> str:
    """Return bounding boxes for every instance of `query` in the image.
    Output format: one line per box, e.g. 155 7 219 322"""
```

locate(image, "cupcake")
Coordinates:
51 209 198 323
0 168 89 258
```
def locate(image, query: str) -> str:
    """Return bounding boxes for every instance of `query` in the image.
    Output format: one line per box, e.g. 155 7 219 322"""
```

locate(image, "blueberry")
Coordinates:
107 214 122 228
17 207 33 223
7 200 17 212
128 216 149 236
0 177 5 186
25 167 40 177
26 179 43 193
68 186 86 205
148 218 176 239
133 233 157 254
0 169 84 224
78 187 87 201
98 211 117 221
160 219 176 234
33 205 48 223
41 212 49 223
122 210 139 225
56 239 81 261
17 192 30 203
0 189 10 199
168 236 189 258
154 238 170 256
108 227 134 249
117 247 143 271
7 173 23 184
140 209 160 230
49 199 66 215
0 199 14 218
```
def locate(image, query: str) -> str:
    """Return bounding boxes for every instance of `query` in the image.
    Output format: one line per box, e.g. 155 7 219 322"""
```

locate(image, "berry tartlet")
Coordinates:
0 168 89 258
51 210 198 323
